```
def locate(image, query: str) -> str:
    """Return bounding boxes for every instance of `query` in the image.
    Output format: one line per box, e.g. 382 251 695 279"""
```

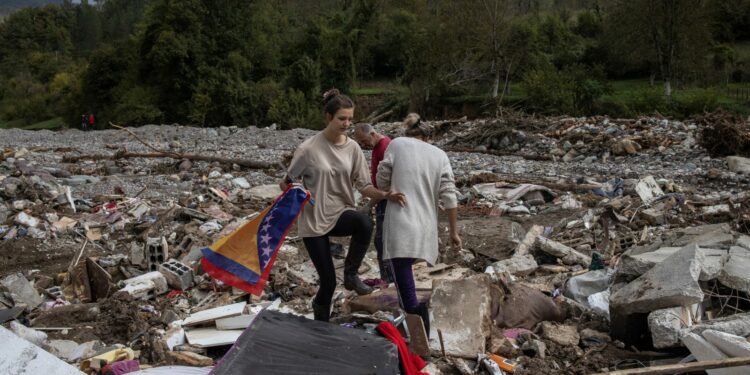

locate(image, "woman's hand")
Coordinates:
384 190 406 207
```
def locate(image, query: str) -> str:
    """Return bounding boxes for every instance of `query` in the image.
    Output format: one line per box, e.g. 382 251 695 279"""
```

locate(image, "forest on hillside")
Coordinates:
1 0 750 129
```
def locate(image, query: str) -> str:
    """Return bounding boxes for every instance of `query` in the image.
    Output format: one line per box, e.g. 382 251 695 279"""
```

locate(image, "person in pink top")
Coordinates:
353 123 392 283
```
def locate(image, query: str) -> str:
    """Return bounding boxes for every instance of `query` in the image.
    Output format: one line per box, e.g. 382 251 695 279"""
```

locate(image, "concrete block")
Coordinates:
702 330 750 358
618 247 681 276
682 332 750 375
635 176 664 204
117 271 168 300
515 225 544 256
145 237 168 272
429 274 492 357
159 259 193 290
1 272 43 310
536 236 591 266
718 248 750 293
47 339 81 362
0 326 83 374
129 242 146 267
540 322 580 346
648 307 691 349
672 224 734 248
487 254 538 277
610 244 704 315
243 184 282 201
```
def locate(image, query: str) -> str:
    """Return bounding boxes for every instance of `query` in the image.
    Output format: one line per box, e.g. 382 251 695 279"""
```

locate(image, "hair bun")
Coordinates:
322 88 341 105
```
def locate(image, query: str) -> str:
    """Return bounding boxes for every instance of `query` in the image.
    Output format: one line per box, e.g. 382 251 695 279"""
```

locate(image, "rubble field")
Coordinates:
1 111 750 374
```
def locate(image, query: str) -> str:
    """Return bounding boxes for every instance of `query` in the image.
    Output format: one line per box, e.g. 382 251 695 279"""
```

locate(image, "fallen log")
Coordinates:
592 356 750 375
62 150 274 169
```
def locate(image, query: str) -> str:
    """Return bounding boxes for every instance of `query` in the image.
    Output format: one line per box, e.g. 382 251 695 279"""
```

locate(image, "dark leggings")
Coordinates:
374 200 391 280
303 210 373 306
390 258 418 311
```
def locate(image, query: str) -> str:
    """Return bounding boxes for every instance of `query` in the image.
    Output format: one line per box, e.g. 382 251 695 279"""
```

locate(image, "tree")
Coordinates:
607 0 712 98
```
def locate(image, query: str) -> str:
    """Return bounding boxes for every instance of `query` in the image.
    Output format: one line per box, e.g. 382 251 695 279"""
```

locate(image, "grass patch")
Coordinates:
24 117 65 130
0 118 25 129
0 117 66 130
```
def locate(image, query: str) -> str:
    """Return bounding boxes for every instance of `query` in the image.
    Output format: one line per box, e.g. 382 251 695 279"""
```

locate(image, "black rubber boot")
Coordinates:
343 273 373 295
312 301 331 322
408 302 430 338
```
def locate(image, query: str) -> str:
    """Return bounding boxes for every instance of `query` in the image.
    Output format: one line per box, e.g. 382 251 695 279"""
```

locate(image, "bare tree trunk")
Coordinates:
492 66 500 98
664 80 672 97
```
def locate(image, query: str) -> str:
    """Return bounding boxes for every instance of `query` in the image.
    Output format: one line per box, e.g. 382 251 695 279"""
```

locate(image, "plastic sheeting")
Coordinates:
212 310 399 375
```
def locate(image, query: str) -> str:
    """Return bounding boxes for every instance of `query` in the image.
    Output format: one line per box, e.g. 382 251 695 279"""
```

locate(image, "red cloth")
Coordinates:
376 321 427 375
370 136 391 187
88 114 95 125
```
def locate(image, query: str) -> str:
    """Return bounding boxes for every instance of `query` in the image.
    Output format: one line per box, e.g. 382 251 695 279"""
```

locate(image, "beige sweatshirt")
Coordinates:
288 132 372 237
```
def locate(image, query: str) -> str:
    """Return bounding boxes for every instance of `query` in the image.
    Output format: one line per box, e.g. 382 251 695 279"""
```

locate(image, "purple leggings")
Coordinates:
389 258 418 312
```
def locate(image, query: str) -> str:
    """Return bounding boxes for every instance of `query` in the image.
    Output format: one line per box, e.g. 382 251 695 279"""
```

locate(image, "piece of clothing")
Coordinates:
390 257 417 311
374 200 390 280
370 136 391 187
377 137 458 264
288 132 372 237
302 210 373 305
376 321 428 375
88 114 95 125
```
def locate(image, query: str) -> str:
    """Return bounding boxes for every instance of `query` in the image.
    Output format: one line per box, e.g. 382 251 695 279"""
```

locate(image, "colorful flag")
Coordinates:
201 185 310 295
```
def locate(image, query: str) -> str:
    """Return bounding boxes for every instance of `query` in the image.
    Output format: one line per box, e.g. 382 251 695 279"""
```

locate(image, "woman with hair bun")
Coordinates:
280 88 406 322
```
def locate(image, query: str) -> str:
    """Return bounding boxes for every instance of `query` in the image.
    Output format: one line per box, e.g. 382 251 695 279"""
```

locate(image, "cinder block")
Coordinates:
159 259 194 290
145 237 169 272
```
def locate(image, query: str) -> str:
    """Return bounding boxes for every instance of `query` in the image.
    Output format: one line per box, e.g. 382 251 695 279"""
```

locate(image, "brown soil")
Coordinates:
0 237 84 275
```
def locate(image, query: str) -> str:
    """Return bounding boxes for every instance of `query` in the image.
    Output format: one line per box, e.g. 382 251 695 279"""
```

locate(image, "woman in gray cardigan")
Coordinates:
376 114 462 334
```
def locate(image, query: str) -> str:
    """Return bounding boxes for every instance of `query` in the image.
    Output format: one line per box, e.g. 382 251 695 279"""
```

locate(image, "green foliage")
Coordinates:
268 89 321 129
1 0 750 128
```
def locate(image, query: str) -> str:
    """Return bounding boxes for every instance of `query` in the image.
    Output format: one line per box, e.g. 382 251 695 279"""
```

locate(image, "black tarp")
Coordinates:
211 310 400 375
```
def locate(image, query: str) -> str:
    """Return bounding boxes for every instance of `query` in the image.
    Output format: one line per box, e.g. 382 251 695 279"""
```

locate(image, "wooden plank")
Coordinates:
592 356 750 375
216 314 256 330
185 328 243 348
182 302 246 327
406 314 430 357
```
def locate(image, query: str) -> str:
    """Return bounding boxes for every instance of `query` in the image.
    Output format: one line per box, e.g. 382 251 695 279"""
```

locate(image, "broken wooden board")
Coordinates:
185 328 243 348
182 302 246 327
406 314 430 358
216 314 256 330
86 258 112 301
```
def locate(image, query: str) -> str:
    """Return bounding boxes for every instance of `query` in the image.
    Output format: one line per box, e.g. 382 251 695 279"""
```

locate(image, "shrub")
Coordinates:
267 89 321 129
672 89 719 116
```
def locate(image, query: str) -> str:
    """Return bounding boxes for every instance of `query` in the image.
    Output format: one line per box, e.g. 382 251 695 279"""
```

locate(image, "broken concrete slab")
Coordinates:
648 307 692 349
726 155 750 174
536 236 591 266
737 235 750 251
486 254 538 277
182 302 246 327
689 313 750 338
618 247 681 276
540 322 580 346
429 274 492 357
1 272 43 310
635 176 664 204
242 184 281 201
702 330 750 358
563 269 612 306
515 225 544 256
47 339 82 362
118 271 168 300
718 248 750 293
700 248 728 281
610 244 704 314
0 326 84 374
681 332 750 375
